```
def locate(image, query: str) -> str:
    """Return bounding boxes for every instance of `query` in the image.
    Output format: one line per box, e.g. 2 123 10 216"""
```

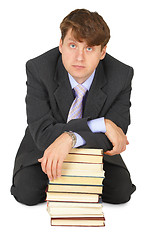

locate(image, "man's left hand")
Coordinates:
104 119 129 156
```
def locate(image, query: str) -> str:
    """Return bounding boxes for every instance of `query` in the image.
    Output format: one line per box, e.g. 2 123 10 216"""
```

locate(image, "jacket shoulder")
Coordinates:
102 53 134 85
26 47 61 71
104 53 133 72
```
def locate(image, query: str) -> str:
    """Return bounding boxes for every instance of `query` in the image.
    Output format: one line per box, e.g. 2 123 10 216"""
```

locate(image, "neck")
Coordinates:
70 70 96 85
74 78 88 84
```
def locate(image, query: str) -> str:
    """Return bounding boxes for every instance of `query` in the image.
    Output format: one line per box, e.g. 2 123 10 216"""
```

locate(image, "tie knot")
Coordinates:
74 84 87 99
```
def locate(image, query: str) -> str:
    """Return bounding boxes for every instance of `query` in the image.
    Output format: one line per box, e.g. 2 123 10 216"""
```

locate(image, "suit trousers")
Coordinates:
10 160 136 206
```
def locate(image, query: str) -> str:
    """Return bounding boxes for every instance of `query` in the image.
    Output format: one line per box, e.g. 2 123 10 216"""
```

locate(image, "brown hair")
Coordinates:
60 9 110 49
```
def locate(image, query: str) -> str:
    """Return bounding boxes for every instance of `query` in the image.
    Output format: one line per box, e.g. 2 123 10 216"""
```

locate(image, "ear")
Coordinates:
59 39 63 53
100 45 107 60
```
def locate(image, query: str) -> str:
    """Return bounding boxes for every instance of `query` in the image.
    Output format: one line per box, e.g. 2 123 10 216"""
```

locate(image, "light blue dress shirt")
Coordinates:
68 71 106 148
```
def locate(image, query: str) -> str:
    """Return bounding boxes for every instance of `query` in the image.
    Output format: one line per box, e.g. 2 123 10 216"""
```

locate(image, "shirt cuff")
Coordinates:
73 132 86 148
72 118 106 148
87 117 106 133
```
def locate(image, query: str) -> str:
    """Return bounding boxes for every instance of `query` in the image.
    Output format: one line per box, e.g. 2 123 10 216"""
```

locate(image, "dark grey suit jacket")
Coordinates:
13 47 134 176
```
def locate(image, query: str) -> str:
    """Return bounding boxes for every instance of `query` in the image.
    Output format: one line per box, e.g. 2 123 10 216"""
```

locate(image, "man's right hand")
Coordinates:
38 132 73 181
104 119 129 156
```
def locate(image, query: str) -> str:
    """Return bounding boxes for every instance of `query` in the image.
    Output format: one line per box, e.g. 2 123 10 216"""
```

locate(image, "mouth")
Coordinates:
72 65 85 69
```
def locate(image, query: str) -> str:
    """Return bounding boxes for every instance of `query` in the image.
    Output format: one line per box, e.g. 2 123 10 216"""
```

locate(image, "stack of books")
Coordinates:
46 148 105 227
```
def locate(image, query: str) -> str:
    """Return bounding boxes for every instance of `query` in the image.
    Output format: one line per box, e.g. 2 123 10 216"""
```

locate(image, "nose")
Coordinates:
76 48 84 61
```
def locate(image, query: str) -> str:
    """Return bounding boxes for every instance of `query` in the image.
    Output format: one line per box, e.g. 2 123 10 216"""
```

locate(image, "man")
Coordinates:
11 9 136 206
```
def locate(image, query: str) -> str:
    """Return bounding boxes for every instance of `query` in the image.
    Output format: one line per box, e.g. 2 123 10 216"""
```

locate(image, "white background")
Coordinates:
1 0 160 239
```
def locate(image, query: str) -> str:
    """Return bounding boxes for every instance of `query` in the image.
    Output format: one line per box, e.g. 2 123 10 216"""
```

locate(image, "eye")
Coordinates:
86 47 93 52
70 44 76 49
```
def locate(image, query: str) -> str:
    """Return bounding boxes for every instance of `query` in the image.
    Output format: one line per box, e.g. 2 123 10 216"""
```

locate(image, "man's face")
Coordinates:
59 28 107 84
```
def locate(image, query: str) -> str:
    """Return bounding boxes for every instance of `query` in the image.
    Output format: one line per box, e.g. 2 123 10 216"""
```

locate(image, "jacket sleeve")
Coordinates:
75 66 134 150
105 66 134 134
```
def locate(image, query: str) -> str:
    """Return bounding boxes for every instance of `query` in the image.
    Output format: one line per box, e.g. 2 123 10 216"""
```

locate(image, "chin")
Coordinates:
70 71 86 79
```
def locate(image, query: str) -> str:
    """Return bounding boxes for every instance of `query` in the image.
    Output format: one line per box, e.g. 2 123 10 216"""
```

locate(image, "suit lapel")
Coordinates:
83 61 108 119
53 57 74 122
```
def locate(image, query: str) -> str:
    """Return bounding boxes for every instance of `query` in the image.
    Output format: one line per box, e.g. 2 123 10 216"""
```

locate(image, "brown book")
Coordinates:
51 217 105 227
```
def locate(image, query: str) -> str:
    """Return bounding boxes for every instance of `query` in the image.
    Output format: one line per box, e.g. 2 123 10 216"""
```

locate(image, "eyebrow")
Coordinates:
67 38 77 43
66 38 91 47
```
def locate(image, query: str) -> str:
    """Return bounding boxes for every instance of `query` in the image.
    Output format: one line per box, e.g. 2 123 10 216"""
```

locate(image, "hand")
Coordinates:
38 132 72 181
104 119 129 156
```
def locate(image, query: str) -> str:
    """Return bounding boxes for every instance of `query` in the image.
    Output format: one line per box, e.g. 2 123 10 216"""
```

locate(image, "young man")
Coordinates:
11 9 136 206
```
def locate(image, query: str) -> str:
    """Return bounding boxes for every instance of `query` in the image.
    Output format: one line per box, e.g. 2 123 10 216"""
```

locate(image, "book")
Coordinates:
61 169 105 177
51 217 105 227
62 162 104 171
47 206 103 215
64 154 103 163
48 184 103 194
46 192 99 203
47 197 104 217
51 214 104 218
49 176 104 186
69 148 103 155
47 199 102 208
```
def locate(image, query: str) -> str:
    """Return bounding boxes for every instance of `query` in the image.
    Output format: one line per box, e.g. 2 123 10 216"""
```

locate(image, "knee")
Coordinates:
102 166 134 204
11 167 47 206
11 185 45 206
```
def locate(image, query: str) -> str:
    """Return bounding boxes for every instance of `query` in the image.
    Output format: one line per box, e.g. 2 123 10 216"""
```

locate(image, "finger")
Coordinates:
104 150 115 156
105 142 124 155
57 160 63 178
52 158 58 180
41 157 47 174
38 157 43 162
121 145 126 152
104 147 118 156
46 158 53 181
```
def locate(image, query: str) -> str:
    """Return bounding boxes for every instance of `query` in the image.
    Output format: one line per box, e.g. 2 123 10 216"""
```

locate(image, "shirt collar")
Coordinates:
68 70 96 91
